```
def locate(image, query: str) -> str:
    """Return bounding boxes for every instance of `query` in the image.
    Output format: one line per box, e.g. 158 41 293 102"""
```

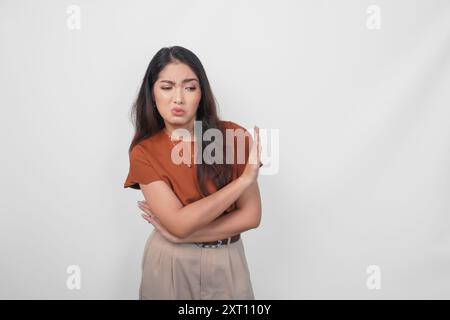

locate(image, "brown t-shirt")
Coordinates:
124 120 251 216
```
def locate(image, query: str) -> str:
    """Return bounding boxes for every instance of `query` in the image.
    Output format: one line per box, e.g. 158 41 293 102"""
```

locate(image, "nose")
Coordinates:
174 87 184 104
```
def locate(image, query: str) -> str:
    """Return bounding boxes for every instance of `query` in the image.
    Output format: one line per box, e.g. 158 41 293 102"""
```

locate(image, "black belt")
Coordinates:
194 234 240 248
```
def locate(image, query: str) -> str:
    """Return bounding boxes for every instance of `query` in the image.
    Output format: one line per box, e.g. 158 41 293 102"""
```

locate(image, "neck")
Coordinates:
164 124 196 142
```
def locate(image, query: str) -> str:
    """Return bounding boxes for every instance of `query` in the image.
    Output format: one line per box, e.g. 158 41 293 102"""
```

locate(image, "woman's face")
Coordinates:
153 61 202 130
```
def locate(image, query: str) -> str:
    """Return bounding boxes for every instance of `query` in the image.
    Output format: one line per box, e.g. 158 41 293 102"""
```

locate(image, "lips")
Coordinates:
171 107 185 115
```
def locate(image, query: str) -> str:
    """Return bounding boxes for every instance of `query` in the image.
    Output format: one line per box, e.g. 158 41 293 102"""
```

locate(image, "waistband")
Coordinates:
194 234 240 248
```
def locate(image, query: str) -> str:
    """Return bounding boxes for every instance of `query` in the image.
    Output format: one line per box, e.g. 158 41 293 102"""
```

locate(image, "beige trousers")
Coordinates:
139 229 255 300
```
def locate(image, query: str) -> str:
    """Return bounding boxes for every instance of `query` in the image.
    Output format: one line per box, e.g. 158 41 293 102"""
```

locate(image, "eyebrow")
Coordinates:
158 78 199 84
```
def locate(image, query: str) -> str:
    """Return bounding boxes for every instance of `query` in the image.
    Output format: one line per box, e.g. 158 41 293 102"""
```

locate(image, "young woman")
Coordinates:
124 46 263 300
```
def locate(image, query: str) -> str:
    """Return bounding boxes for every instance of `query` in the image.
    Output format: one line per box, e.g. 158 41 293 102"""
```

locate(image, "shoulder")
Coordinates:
129 131 164 160
128 143 149 165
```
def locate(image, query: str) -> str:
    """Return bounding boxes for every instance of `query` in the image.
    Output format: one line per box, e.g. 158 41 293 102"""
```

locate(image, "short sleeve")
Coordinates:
124 144 162 190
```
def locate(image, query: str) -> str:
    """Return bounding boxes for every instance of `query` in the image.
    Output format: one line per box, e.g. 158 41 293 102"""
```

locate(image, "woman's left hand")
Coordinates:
137 200 182 244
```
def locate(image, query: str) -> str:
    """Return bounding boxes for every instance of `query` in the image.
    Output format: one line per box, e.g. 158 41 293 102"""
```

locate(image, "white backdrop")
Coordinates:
1 0 449 299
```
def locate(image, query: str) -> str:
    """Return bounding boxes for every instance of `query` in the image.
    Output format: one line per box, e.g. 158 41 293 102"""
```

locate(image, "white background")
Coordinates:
1 0 449 299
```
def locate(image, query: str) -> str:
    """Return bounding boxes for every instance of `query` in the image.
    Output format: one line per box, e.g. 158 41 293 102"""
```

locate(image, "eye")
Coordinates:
186 87 196 91
161 87 171 90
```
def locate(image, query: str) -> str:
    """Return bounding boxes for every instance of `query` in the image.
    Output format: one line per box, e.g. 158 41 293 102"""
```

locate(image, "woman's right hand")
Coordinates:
240 126 262 184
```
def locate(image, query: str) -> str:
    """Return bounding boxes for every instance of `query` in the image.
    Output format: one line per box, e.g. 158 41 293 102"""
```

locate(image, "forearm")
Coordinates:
179 208 256 243
177 176 251 237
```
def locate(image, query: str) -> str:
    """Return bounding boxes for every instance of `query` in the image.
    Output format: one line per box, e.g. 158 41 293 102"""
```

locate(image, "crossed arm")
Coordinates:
177 182 261 243
139 178 262 242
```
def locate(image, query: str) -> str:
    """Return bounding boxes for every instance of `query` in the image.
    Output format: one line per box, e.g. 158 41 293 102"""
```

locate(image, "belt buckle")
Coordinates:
197 239 223 248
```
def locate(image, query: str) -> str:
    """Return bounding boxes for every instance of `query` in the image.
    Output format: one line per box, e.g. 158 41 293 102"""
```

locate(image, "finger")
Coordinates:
138 203 153 216
138 207 151 217
142 206 153 215
143 214 158 226
141 211 154 219
141 213 151 220
256 127 260 157
138 200 150 210
138 202 149 211
144 217 155 226
254 127 259 163
138 201 150 210
253 126 261 168
142 214 153 219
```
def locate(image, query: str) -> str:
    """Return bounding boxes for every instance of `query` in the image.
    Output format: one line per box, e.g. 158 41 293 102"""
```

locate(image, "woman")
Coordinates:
124 46 263 300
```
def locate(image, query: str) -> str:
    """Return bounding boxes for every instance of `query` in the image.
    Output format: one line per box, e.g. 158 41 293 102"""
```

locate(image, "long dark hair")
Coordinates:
128 46 234 197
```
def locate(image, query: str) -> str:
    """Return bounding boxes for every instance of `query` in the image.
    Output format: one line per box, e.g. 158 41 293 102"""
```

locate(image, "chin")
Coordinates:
164 118 188 128
172 113 195 121
168 116 186 122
